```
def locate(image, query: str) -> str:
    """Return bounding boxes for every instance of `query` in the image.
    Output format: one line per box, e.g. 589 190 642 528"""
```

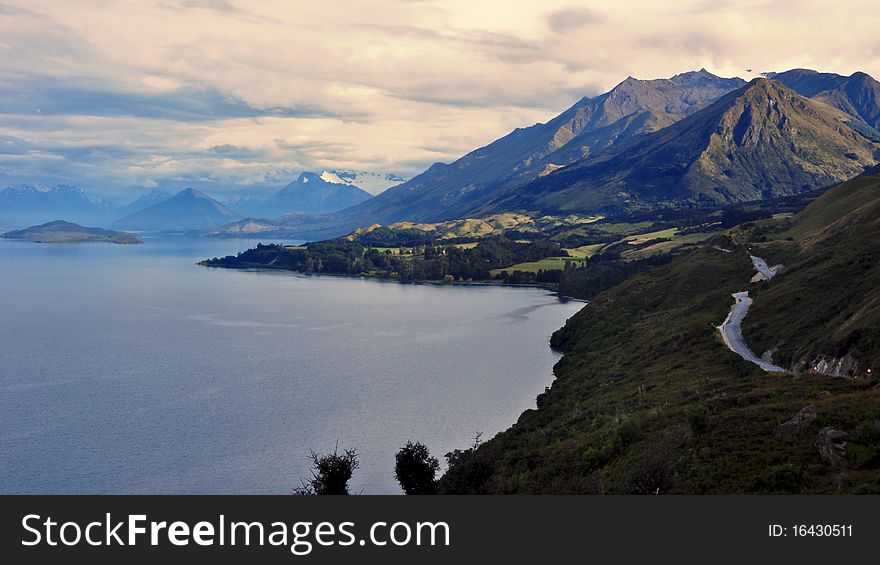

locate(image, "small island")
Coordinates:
1 220 143 244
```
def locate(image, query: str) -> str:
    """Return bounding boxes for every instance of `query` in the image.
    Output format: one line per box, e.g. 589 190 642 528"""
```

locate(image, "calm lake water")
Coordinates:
0 236 583 494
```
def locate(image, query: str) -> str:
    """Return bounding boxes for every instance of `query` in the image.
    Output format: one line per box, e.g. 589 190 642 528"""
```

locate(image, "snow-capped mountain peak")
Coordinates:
316 169 407 195
319 170 347 185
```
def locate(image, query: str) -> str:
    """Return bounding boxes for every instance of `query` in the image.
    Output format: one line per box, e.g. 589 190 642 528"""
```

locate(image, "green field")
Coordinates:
621 232 715 258
624 227 679 244
565 243 606 258
490 256 587 275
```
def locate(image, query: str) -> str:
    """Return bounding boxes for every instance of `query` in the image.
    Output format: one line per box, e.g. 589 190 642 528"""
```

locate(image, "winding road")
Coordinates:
749 254 782 282
718 291 786 373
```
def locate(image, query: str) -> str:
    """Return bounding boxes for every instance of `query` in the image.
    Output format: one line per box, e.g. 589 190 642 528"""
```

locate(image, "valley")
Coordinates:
437 169 880 494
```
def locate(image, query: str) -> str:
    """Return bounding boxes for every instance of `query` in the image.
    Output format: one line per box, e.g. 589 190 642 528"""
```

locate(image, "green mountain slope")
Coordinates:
742 169 880 374
773 68 880 130
482 79 880 216
321 70 745 227
439 170 880 494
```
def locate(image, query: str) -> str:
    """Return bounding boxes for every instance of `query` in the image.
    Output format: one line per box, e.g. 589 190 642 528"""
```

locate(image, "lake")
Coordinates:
0 236 584 494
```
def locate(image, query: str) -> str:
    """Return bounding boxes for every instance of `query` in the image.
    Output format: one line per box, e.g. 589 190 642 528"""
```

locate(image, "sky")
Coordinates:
1 0 879 202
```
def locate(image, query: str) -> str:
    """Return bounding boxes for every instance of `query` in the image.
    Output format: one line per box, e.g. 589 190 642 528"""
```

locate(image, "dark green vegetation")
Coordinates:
202 187 824 296
1 220 142 244
394 442 440 495
293 445 360 495
202 237 566 283
438 171 880 494
742 170 880 374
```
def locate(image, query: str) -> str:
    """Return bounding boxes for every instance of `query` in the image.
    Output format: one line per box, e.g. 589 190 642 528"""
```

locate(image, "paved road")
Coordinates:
749 255 778 281
718 291 787 373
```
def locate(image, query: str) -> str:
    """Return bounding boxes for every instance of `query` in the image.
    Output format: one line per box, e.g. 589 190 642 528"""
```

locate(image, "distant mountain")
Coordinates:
321 170 407 196
0 184 107 227
260 172 373 215
228 172 374 218
225 170 403 219
320 69 746 227
772 69 880 130
120 189 172 214
481 79 880 215
2 220 142 244
112 188 241 231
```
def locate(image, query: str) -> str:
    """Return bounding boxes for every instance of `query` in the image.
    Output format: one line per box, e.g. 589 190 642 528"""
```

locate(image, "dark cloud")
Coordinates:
208 144 240 154
545 7 604 33
0 72 335 122
49 144 139 162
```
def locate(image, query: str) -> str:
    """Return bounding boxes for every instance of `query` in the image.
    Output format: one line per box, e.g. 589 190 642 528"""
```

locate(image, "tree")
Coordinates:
293 443 360 495
394 441 440 495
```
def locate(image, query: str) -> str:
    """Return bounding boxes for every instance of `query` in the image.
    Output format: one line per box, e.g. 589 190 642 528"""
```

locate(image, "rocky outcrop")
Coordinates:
795 354 860 377
775 405 817 437
815 427 849 467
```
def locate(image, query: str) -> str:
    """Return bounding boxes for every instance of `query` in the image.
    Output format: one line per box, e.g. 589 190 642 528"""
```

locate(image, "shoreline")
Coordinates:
198 261 589 302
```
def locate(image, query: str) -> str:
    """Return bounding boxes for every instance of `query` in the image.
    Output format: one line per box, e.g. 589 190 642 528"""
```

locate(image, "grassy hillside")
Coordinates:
439 172 880 494
482 79 879 216
742 170 880 374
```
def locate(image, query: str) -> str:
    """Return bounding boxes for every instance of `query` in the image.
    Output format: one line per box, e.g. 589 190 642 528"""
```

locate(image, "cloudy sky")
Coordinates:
1 0 878 201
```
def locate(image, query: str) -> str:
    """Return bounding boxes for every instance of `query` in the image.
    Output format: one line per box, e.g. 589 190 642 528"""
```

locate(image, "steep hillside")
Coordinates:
112 188 241 231
439 170 880 494
773 69 880 130
484 79 879 215
326 70 745 226
742 169 880 374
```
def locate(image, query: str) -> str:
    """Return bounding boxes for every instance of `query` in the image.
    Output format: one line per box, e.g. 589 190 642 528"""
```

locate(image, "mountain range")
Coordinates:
0 185 111 227
240 68 880 240
320 170 407 196
319 69 748 228
0 168 405 231
770 69 880 130
4 68 880 238
480 78 879 214
232 172 375 217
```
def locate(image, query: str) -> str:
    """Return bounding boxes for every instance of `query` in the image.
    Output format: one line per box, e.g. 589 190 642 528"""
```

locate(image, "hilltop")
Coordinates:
112 188 241 231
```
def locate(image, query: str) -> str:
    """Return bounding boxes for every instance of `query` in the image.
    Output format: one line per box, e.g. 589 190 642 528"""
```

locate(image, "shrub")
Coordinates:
395 441 440 495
